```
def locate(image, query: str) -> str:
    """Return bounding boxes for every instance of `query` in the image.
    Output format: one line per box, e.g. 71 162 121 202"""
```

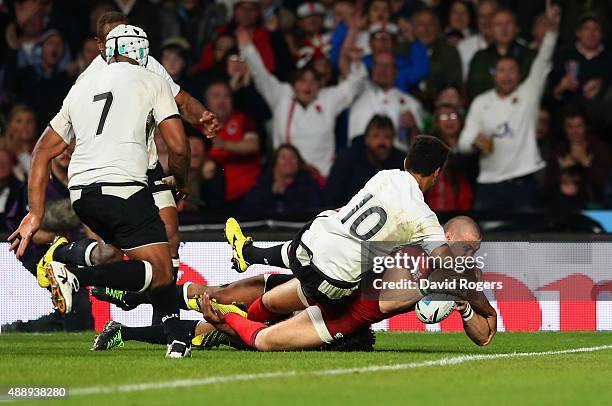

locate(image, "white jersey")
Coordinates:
50 62 179 189
299 170 446 284
77 55 181 169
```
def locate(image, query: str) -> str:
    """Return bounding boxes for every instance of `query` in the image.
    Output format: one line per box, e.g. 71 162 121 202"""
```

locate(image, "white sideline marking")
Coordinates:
71 345 612 396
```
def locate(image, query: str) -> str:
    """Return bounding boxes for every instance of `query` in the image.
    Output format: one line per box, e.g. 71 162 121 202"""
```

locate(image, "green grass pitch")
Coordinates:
1 331 611 405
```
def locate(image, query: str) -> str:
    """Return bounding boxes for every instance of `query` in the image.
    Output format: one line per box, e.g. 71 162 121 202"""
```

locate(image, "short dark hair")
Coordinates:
405 135 450 176
96 11 127 39
562 104 586 122
290 63 320 85
365 114 395 136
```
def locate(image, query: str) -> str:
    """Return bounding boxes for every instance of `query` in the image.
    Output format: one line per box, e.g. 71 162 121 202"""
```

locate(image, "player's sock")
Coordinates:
243 244 285 267
122 320 198 345
151 260 180 325
68 260 152 292
53 238 98 266
225 313 266 348
149 281 187 344
176 282 190 310
247 296 286 323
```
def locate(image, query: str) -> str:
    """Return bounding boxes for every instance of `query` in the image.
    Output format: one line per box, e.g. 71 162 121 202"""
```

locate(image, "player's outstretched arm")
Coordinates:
174 90 220 138
457 292 497 346
158 117 190 193
8 127 68 257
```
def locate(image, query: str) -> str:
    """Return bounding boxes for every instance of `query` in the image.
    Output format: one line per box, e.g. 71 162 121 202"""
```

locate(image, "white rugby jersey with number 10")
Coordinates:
300 169 447 284
49 62 179 189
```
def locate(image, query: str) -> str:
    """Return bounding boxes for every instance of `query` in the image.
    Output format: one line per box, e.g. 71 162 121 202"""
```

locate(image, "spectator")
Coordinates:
545 108 611 201
179 133 226 212
11 30 71 134
0 148 23 229
458 2 560 210
427 104 475 211
195 0 294 81
160 37 206 99
160 0 227 63
238 26 367 177
339 21 429 92
324 115 404 207
551 165 595 211
411 8 463 107
348 51 423 152
293 2 331 68
2 105 36 181
112 0 162 55
457 0 498 82
73 36 99 77
466 7 536 100
330 0 391 67
206 80 262 203
445 0 476 41
536 107 552 162
547 14 612 133
243 144 321 212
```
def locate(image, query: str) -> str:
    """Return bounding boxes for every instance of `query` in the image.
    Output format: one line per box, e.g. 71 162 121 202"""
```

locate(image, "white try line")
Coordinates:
70 345 612 396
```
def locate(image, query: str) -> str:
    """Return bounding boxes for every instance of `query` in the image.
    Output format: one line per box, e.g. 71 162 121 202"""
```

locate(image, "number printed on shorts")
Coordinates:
340 193 387 240
93 91 113 135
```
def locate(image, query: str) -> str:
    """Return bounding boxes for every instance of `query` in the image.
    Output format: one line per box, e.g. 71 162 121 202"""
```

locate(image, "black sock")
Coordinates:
149 281 187 344
122 320 197 345
151 257 180 324
176 284 189 310
122 291 150 307
68 260 150 291
54 238 97 266
122 324 166 344
243 244 285 267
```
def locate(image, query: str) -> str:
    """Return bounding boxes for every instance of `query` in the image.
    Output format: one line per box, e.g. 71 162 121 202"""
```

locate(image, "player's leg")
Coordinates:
201 295 324 351
225 217 290 272
92 319 199 350
245 278 307 323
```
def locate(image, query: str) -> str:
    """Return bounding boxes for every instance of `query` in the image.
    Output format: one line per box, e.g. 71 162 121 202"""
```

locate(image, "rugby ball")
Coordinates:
415 296 457 324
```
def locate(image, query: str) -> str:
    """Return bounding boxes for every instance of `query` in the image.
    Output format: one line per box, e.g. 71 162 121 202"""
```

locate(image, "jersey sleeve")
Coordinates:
147 56 181 97
152 78 180 125
49 92 75 145
411 212 447 255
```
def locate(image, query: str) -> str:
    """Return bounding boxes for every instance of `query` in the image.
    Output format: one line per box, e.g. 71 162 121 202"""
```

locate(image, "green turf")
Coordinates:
0 331 611 405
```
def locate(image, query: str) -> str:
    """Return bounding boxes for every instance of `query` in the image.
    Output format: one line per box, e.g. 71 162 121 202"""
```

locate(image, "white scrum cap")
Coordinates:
105 24 149 67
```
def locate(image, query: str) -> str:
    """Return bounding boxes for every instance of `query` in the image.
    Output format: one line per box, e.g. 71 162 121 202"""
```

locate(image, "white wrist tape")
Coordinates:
460 302 474 321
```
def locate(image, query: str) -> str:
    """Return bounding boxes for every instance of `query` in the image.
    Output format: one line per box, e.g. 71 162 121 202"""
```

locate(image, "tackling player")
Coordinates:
9 25 192 358
200 215 497 351
225 135 467 320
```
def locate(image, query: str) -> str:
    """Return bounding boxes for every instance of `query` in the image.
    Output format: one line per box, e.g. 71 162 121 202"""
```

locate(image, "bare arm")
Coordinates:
457 292 497 346
158 117 190 192
8 127 68 257
174 90 220 138
214 132 260 155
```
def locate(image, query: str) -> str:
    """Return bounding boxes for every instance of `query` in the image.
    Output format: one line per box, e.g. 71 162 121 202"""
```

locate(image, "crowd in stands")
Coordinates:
1 0 612 227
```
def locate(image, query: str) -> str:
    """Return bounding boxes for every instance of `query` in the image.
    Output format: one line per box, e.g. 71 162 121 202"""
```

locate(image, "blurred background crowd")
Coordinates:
1 0 612 228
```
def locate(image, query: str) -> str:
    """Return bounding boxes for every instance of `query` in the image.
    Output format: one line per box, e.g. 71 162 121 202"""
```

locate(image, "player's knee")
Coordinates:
253 329 275 352
261 292 285 314
92 243 123 265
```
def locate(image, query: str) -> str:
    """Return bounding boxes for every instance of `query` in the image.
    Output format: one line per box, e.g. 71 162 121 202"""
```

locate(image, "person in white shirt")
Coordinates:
457 0 498 82
348 51 424 152
457 0 561 210
237 27 367 177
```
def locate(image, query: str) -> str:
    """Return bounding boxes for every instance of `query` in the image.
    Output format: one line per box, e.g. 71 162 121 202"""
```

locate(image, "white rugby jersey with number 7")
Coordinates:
299 169 447 284
49 62 179 189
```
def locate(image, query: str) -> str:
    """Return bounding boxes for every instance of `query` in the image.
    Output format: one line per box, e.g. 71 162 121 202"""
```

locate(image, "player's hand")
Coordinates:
455 300 469 313
8 212 42 259
161 176 189 200
235 27 253 49
199 293 224 324
200 110 220 138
